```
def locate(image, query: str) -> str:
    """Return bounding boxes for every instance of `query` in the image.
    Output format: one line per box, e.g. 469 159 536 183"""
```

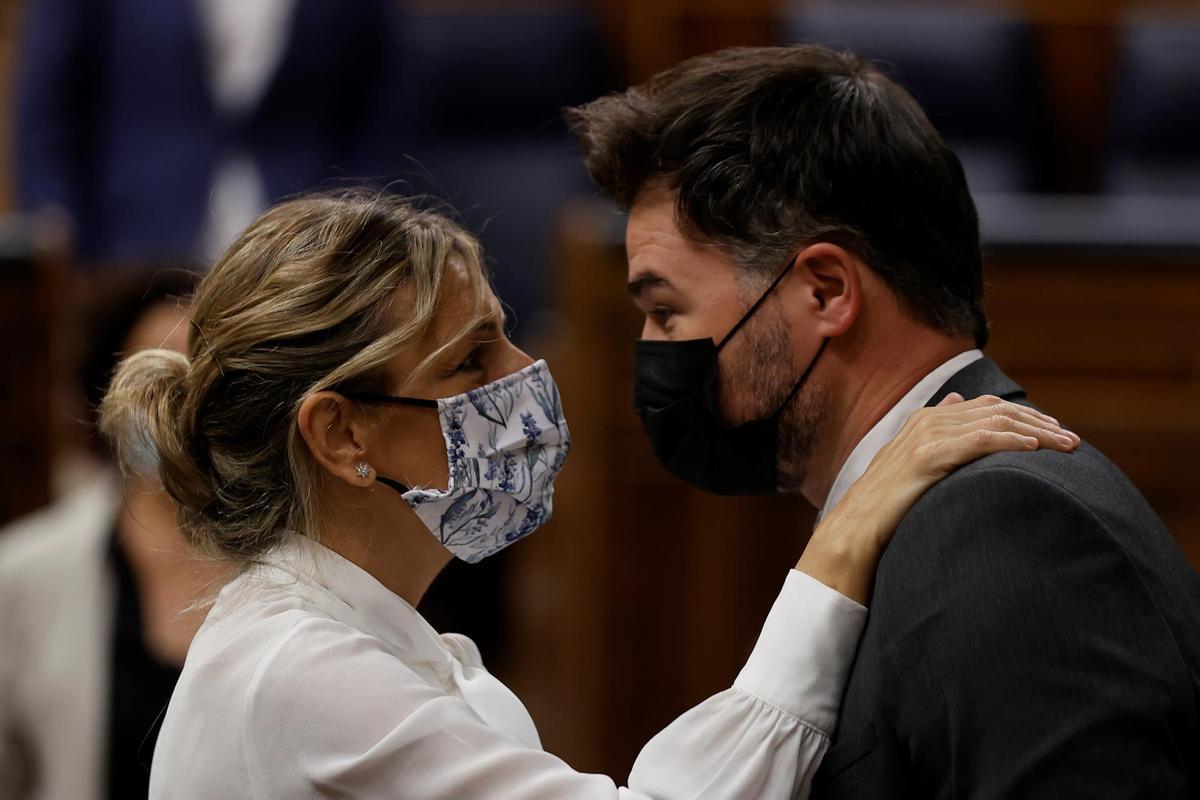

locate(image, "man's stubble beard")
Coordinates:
718 300 831 495
777 370 830 495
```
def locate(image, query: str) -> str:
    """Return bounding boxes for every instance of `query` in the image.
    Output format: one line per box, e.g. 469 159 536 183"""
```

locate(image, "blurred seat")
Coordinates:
398 6 611 342
783 3 1043 193
1106 15 1200 195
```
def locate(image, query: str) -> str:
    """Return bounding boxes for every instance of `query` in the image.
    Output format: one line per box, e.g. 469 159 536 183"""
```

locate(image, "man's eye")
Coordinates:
650 307 673 325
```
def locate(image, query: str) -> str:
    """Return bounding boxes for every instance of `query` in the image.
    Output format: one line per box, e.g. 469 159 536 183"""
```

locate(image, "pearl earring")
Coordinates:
355 463 372 480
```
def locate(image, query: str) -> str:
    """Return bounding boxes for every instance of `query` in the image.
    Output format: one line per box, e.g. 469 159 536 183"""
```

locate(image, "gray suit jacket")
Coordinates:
812 358 1200 799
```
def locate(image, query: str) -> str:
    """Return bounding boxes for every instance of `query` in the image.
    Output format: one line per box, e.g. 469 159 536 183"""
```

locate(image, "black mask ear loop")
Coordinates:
375 475 412 495
709 256 831 418
343 392 440 496
772 337 829 418
715 256 801 352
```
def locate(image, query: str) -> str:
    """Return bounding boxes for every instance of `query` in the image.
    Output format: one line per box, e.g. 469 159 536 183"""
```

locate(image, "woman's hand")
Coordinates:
796 393 1080 605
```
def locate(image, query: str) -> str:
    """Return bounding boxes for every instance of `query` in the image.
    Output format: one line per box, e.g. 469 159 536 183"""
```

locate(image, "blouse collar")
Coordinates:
257 534 453 671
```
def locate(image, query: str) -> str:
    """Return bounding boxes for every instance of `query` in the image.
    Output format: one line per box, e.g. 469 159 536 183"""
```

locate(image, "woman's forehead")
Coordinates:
428 257 500 340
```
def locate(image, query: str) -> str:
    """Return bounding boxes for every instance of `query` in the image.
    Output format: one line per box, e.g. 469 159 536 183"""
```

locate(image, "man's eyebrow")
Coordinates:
627 271 672 298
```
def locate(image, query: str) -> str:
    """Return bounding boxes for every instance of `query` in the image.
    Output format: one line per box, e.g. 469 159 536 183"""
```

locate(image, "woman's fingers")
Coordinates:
924 394 1061 428
951 398 1063 430
945 429 1039 465
899 395 1081 480
928 410 1081 476
910 396 1074 445
957 414 1077 451
801 393 1082 605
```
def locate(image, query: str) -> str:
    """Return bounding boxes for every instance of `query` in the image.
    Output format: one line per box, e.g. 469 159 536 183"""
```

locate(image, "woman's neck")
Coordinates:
118 480 233 665
318 488 454 607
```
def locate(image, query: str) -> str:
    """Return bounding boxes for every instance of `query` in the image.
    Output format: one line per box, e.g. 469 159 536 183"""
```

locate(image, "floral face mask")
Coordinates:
348 360 571 563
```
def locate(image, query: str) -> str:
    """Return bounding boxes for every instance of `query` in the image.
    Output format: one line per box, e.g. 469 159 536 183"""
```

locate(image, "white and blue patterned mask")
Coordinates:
349 360 571 563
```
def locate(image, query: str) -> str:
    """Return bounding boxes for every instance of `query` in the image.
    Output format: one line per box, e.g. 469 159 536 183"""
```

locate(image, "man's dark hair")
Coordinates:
566 45 989 347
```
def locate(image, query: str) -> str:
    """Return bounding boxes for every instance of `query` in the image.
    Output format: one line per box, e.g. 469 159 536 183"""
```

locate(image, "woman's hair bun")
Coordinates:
99 348 213 517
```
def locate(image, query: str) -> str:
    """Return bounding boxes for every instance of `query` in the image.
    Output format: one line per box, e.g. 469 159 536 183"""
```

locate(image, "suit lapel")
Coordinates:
925 357 1027 408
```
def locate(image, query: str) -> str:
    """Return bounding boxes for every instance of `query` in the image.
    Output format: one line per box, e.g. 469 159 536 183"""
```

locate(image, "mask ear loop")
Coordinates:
715 256 799 352
376 475 413 495
341 393 439 495
772 337 830 418
346 393 438 409
703 255 801 416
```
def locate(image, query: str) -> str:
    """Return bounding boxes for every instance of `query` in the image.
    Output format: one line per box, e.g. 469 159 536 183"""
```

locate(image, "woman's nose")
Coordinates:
492 338 535 381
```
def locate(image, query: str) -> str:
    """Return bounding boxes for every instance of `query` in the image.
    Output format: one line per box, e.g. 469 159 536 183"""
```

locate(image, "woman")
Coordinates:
0 270 229 800
99 193 1077 798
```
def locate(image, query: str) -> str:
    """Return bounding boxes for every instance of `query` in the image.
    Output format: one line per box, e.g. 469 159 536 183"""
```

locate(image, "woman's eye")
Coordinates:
457 347 483 373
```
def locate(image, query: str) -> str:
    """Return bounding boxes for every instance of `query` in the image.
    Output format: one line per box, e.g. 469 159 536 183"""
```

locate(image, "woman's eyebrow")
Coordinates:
467 311 504 344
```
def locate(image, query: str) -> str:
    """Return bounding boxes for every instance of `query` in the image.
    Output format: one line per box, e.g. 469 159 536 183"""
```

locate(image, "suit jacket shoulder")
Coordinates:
815 359 1200 799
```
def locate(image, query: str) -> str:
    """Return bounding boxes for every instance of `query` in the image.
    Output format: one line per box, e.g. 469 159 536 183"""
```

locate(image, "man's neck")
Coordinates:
800 337 977 508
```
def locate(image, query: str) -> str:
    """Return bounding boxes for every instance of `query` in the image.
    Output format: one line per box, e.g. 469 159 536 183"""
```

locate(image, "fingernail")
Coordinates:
1057 434 1076 445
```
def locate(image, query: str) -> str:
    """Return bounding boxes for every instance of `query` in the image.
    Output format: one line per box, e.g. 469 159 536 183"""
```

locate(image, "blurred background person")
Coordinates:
13 0 406 266
0 268 231 800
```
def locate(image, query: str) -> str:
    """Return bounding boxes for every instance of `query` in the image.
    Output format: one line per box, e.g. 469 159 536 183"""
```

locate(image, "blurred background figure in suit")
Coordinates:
13 0 406 266
0 268 230 800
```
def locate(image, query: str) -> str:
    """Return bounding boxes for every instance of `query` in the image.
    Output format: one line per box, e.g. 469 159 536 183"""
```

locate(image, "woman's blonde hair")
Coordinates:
99 191 490 562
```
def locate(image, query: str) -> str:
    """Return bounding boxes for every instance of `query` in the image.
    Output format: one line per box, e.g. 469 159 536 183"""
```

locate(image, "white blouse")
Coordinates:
148 536 866 799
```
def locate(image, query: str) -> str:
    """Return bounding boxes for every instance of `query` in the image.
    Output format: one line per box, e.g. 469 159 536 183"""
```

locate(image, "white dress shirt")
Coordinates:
819 349 984 521
149 535 866 799
196 0 295 261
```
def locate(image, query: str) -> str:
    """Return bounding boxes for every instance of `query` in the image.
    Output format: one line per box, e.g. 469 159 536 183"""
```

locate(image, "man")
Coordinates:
568 46 1200 797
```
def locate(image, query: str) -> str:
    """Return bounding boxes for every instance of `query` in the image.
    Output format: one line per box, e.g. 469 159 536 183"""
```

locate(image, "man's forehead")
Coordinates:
626 206 728 295
627 197 692 279
626 187 679 249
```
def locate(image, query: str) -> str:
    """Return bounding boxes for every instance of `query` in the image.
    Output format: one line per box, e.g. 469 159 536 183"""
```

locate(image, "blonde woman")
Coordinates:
99 193 1077 799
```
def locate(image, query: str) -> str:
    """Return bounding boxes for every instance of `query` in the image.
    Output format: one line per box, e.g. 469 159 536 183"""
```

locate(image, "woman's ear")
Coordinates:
788 242 863 338
297 391 375 487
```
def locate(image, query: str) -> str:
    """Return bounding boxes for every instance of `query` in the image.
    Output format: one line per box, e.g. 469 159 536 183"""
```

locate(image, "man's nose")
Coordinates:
640 319 667 341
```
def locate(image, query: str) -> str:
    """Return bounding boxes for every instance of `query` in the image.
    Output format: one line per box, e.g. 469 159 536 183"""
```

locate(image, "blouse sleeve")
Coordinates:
243 569 866 800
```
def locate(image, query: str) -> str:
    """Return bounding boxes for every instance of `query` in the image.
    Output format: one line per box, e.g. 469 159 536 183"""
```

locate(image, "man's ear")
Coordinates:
297 391 375 487
785 242 863 338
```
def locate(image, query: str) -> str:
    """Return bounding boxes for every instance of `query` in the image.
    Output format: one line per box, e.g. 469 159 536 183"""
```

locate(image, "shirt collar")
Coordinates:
818 349 984 522
257 533 452 669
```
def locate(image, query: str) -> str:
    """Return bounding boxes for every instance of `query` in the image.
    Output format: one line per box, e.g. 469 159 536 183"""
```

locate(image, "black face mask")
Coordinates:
633 259 829 495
